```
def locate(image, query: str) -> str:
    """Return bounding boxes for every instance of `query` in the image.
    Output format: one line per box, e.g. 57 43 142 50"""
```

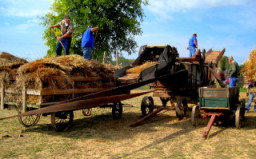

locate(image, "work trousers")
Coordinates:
246 92 256 112
189 46 196 57
56 37 72 56
229 77 237 88
82 47 93 60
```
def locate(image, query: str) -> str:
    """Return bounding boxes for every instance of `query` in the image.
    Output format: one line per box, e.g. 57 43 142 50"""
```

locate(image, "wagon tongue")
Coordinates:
0 91 154 120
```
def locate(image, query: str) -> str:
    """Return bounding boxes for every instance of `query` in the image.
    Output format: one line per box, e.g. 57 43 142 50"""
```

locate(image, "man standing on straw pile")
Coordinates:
187 33 198 57
81 26 99 60
49 14 73 56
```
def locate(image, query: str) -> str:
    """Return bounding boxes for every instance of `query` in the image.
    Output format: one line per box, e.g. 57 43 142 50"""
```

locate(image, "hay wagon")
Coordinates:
191 87 246 138
0 75 124 131
0 54 126 131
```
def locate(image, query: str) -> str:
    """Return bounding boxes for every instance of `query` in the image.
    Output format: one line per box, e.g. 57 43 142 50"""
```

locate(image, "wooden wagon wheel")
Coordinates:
141 96 154 116
51 111 74 131
18 110 40 127
191 105 199 126
235 106 242 129
112 102 123 119
82 108 92 116
175 98 188 119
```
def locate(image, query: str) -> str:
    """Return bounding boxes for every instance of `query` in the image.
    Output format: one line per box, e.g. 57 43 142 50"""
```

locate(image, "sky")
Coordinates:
0 0 256 64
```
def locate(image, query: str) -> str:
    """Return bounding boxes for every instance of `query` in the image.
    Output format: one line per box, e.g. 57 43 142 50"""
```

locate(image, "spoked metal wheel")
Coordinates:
175 98 188 119
112 102 123 119
82 108 92 116
235 106 242 129
141 96 154 116
18 110 40 127
51 111 74 131
191 105 199 126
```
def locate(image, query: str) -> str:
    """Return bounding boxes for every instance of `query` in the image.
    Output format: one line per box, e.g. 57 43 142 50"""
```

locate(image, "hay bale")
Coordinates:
0 52 28 87
18 58 71 74
0 52 27 67
52 55 90 68
17 58 74 89
3 54 120 104
17 55 119 90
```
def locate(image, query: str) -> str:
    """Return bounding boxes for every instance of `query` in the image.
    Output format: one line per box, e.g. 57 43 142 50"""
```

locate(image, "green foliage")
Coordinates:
220 56 228 71
239 87 247 92
111 56 135 66
41 0 148 61
238 64 244 76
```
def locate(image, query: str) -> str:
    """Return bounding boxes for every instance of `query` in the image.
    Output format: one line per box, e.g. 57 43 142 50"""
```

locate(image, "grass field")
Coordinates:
0 90 256 159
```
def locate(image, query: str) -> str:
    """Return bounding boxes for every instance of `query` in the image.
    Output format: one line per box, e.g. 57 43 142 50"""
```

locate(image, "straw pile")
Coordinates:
17 58 73 89
1 54 120 105
118 62 158 83
126 62 158 75
0 52 27 87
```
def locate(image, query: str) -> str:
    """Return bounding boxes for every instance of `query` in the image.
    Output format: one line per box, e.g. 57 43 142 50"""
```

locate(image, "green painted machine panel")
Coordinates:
200 97 229 108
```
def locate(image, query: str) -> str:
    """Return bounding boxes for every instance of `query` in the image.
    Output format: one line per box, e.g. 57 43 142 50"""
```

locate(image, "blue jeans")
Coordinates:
246 92 256 112
56 37 72 56
189 46 196 57
229 77 237 88
82 47 93 60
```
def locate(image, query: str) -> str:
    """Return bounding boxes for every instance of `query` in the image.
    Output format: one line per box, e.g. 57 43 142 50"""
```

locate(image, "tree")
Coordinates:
241 48 256 81
41 0 148 61
111 56 135 66
220 56 229 71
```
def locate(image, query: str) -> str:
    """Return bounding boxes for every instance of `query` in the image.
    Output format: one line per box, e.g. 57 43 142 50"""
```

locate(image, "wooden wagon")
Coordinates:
191 87 245 138
0 75 122 131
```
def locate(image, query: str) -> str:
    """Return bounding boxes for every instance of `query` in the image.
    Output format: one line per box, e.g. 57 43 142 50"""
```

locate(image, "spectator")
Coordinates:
246 81 256 112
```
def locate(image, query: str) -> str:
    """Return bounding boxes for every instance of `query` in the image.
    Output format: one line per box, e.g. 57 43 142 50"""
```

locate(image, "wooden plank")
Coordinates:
0 88 40 95
22 82 26 112
199 88 229 98
3 89 20 94
38 82 43 106
71 76 103 81
1 87 113 96
1 81 4 110
119 80 137 84
27 89 41 95
41 88 110 96
118 77 138 80
200 107 229 110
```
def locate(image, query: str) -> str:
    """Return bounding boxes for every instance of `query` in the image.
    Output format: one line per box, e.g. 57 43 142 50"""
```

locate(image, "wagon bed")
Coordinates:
191 87 245 138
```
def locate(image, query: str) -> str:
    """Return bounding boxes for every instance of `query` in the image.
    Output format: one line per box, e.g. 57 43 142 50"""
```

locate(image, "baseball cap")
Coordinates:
64 14 70 20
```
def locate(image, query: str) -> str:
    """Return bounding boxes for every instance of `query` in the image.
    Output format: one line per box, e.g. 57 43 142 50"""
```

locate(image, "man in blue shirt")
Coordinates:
188 33 198 57
81 26 99 60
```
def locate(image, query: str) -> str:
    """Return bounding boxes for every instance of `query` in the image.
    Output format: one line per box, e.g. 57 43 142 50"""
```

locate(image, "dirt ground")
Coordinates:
0 90 256 159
